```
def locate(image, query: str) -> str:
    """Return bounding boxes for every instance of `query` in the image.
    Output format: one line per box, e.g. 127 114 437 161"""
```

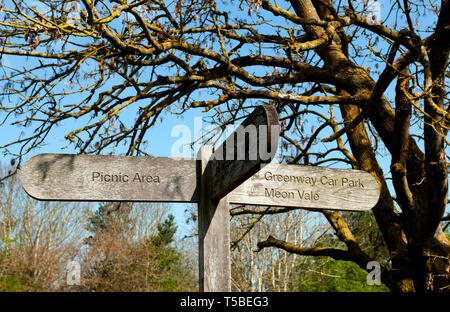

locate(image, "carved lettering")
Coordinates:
91 172 160 184
320 176 338 186
297 190 319 201
264 171 318 186
265 188 295 199
263 171 366 189
92 172 129 183
341 177 364 188
264 188 319 201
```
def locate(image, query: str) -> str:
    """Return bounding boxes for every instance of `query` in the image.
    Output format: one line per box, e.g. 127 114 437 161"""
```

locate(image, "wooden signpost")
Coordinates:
21 155 200 202
196 105 279 291
20 105 381 292
21 106 279 204
21 156 379 211
227 163 380 211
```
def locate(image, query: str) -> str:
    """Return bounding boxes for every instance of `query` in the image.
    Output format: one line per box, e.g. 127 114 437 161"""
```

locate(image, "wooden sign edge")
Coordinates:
20 153 201 203
210 105 280 199
227 164 381 212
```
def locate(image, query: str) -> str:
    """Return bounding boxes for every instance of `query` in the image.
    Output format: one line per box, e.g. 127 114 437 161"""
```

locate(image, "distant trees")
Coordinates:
231 208 310 291
296 257 389 292
295 211 390 292
0 163 197 291
79 202 197 292
0 163 88 291
230 207 390 292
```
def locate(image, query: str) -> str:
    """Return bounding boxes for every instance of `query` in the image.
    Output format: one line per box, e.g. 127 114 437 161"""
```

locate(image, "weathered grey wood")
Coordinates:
20 154 380 211
20 105 279 204
21 153 200 202
208 105 279 199
227 163 380 211
21 153 380 211
198 146 231 292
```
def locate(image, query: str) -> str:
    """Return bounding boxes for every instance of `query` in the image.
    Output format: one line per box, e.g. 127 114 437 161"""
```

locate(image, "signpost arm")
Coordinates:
198 146 231 292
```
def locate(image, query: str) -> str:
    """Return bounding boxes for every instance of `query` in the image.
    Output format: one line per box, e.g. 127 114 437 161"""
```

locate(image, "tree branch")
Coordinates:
256 235 351 261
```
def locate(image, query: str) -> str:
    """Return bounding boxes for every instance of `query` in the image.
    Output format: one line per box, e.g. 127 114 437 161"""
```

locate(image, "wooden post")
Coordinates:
198 146 231 292
209 105 279 200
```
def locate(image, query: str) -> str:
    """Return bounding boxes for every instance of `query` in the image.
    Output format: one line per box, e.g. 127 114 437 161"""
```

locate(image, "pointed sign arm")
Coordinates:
208 105 280 200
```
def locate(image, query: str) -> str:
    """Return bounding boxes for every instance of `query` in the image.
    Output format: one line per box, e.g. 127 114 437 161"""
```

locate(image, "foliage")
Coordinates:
87 204 108 233
0 275 24 292
152 214 178 247
296 257 389 292
81 207 197 292
86 202 134 236
0 237 24 292
80 232 196 292
343 211 389 261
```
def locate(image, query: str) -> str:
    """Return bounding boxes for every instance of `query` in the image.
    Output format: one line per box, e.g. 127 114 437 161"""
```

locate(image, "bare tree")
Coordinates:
0 0 448 291
231 207 329 291
0 163 90 290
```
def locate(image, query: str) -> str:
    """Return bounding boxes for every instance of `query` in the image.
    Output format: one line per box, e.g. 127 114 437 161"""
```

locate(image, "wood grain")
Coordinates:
21 154 380 211
227 163 380 211
21 153 200 202
198 146 231 292
209 105 279 199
